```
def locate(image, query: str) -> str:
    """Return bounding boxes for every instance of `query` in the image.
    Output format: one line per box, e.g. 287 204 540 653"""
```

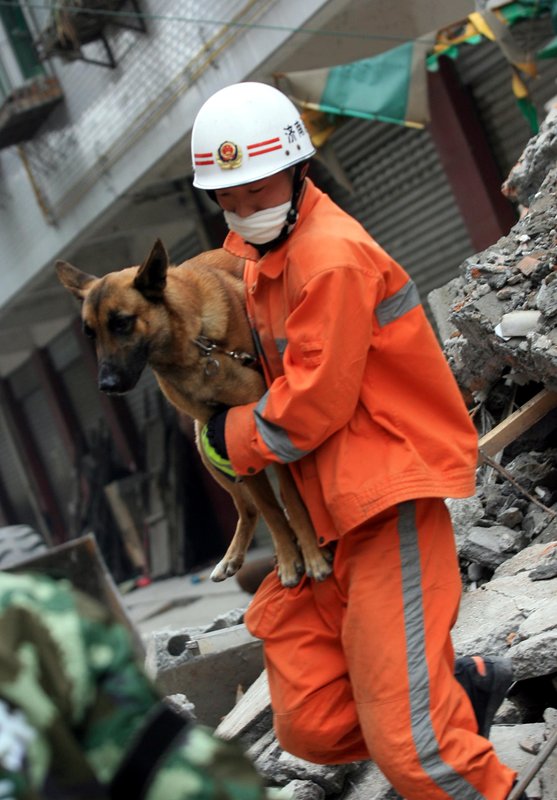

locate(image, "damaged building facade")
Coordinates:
0 0 557 581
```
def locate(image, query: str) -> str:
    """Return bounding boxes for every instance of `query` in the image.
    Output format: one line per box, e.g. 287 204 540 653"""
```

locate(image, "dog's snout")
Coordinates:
98 362 125 394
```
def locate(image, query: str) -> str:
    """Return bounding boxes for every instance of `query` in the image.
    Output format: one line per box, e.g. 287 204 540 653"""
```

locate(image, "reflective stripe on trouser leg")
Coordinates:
245 499 516 800
341 500 516 800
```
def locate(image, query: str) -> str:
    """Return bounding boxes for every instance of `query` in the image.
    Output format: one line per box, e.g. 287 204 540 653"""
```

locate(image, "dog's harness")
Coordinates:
193 335 259 376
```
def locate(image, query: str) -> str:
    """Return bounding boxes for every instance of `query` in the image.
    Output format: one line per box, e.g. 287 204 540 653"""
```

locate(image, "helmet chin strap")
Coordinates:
286 162 307 226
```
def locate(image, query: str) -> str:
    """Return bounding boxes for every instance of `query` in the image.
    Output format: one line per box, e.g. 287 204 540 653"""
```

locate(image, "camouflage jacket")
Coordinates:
0 572 267 800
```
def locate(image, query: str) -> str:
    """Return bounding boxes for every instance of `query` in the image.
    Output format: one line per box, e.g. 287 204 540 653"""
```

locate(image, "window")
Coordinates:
0 1 44 100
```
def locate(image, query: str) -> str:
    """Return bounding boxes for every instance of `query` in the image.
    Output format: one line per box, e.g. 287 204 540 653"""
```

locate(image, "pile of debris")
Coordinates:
429 103 557 396
143 104 557 799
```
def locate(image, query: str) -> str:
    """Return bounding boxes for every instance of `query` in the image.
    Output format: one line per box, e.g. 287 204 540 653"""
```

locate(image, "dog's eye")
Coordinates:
108 314 135 336
83 322 96 340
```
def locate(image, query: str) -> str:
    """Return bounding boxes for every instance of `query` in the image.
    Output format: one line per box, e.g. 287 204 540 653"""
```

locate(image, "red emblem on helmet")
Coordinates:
216 141 242 169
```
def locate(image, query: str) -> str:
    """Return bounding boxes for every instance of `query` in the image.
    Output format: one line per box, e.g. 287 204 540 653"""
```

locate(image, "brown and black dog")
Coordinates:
56 239 332 587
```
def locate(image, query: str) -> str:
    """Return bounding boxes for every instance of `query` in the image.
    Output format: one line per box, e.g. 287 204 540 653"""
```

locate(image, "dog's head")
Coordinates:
56 239 170 395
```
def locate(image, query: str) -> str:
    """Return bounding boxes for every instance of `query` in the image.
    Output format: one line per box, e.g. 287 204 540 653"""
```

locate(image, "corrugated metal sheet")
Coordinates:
327 26 557 307
328 119 474 304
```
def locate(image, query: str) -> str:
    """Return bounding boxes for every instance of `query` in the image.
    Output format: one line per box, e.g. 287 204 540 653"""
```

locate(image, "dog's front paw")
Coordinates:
277 556 305 588
304 546 334 582
210 555 244 582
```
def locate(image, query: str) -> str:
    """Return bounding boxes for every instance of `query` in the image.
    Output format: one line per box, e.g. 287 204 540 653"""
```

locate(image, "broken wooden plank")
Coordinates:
478 389 557 461
215 669 270 741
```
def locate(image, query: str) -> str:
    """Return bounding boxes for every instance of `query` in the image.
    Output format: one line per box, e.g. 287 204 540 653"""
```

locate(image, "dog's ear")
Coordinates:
134 239 169 301
56 261 95 300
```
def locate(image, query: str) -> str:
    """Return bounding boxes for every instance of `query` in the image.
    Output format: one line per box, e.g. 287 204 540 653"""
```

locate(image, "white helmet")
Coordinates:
191 82 316 190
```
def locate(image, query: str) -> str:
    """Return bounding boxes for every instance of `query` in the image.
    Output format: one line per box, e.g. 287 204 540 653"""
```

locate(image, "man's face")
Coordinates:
214 170 293 218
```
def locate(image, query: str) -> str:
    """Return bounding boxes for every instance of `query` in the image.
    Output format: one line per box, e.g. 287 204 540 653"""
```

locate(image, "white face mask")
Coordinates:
223 200 292 245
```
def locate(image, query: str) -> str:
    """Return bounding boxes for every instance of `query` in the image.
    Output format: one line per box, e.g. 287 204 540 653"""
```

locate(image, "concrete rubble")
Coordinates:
143 539 557 800
428 100 557 398
137 103 557 799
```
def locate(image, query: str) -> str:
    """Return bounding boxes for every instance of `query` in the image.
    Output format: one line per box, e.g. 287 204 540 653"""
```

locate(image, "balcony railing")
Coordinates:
35 0 146 68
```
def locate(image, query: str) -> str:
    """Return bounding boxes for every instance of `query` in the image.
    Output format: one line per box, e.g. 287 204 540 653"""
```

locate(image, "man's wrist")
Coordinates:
205 409 229 458
200 409 236 481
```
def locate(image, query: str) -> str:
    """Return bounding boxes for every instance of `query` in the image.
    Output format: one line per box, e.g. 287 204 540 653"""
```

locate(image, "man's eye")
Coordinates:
108 315 135 336
83 323 96 339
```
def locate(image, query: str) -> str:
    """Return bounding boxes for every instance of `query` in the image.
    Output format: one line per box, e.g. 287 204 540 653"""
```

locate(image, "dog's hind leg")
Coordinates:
274 464 333 582
208 472 306 587
243 471 307 588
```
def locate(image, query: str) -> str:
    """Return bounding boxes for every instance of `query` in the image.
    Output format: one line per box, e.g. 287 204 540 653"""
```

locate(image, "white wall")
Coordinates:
0 0 330 309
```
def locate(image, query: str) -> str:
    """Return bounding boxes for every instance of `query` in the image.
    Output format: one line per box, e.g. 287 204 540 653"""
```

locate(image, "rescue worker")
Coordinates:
193 82 524 799
0 571 268 800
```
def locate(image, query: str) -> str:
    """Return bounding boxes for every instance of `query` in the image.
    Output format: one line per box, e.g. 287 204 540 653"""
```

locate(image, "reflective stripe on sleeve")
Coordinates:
376 280 421 328
254 392 310 463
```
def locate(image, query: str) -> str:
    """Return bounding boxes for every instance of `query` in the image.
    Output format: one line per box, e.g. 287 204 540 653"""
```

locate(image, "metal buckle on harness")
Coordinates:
228 350 258 368
194 335 258 374
194 336 220 376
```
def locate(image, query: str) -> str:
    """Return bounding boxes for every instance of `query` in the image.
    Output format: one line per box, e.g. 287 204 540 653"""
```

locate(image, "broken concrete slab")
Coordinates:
155 638 264 728
276 780 326 799
253 738 357 795
452 542 557 681
459 524 527 570
446 495 486 538
195 623 259 655
492 723 545 799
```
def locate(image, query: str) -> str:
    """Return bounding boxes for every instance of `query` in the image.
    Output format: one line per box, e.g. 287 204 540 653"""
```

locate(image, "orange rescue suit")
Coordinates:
223 179 516 800
224 178 477 538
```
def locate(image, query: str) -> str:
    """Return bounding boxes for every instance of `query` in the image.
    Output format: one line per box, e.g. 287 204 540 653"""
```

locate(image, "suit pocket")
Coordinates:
244 571 286 640
245 571 312 641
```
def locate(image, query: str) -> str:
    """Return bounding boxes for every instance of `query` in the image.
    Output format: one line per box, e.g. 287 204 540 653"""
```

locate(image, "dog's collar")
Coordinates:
193 335 259 376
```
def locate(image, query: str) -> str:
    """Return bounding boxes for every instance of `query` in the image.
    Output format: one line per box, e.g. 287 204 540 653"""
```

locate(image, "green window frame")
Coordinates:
0 1 44 83
0 57 11 100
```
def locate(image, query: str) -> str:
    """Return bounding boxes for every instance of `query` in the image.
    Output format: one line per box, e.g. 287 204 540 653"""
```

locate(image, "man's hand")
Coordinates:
200 410 237 481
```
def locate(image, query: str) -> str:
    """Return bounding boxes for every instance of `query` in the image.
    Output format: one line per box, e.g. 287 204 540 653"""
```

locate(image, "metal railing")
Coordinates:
18 0 275 221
